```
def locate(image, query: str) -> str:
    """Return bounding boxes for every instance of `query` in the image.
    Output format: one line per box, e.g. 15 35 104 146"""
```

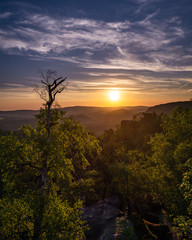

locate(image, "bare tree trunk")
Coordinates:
33 106 50 240
41 160 48 192
33 71 67 239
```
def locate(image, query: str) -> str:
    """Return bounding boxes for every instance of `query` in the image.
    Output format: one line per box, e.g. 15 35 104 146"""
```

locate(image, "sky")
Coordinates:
0 0 192 110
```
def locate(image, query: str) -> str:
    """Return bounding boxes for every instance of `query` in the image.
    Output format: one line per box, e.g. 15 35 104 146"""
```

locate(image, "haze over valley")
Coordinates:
1 101 192 134
0 105 148 134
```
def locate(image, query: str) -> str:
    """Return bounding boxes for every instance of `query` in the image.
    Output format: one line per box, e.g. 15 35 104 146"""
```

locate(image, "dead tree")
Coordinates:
35 70 67 190
33 70 67 240
35 70 67 139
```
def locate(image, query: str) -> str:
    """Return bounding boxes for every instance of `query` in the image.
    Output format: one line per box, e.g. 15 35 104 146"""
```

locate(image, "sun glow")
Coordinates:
109 91 120 101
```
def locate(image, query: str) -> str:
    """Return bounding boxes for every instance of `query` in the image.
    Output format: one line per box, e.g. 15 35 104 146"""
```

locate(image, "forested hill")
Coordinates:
2 104 192 239
2 102 192 133
0 106 148 134
146 101 192 114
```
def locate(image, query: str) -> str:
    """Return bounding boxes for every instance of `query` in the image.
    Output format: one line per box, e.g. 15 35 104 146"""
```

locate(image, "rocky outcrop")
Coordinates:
83 196 176 240
83 196 135 240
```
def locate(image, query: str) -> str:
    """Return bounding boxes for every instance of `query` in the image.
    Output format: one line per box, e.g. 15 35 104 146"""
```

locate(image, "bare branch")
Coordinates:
34 85 47 102
34 70 68 139
14 162 41 171
1 162 41 175
53 86 66 101
51 77 67 92
41 80 48 85
50 77 62 87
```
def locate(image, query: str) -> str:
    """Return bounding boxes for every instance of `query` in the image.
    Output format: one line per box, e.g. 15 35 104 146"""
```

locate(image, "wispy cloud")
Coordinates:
0 8 191 96
0 11 187 70
0 83 33 98
0 12 12 19
65 68 192 95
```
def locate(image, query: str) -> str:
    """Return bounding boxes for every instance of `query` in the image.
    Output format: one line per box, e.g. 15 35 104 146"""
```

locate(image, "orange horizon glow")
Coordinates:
0 85 191 111
0 91 190 111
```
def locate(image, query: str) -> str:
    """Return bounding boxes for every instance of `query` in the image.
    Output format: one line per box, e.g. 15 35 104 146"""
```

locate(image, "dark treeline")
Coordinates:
1 106 192 239
96 107 192 239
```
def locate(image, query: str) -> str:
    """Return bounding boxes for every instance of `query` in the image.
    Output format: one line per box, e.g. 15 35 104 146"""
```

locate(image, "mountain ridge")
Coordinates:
147 101 192 114
1 101 192 134
0 106 148 134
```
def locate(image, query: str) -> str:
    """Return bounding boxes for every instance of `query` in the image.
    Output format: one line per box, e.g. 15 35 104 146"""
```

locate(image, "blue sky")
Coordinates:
0 0 192 110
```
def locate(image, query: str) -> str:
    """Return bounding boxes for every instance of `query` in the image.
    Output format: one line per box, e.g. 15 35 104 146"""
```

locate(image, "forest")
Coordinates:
0 74 192 239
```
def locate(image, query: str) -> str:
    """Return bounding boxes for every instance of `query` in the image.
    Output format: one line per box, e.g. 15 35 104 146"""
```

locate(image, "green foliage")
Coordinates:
0 198 33 239
108 155 152 212
2 105 192 239
149 108 192 214
173 159 192 239
98 107 192 238
162 107 192 143
119 112 162 151
0 194 88 240
97 112 162 199
42 196 88 240
174 216 192 240
0 109 100 239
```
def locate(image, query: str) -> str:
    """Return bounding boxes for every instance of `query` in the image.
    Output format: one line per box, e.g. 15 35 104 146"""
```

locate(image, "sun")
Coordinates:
109 91 120 101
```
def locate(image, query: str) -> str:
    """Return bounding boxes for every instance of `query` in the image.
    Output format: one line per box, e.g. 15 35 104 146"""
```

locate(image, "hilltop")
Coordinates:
146 101 192 115
1 101 192 135
0 106 148 135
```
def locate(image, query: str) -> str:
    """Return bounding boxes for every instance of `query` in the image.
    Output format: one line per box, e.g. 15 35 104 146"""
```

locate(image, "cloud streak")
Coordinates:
0 11 189 71
0 2 192 103
0 11 12 19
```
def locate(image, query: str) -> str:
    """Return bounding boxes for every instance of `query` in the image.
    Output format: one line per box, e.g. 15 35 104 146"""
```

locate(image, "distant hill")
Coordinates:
3 102 192 134
146 101 192 115
0 110 39 132
0 106 148 135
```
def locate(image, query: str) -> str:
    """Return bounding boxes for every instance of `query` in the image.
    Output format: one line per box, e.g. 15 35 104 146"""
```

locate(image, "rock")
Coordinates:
83 196 135 240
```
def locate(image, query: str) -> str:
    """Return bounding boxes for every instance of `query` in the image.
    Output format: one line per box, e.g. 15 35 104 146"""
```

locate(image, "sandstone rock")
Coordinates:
83 196 135 240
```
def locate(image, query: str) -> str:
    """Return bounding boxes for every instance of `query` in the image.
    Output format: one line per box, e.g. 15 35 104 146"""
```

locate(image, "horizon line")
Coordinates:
1 100 192 112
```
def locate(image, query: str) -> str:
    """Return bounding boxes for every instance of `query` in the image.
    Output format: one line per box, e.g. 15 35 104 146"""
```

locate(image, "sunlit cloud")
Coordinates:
4 83 27 87
0 83 33 98
0 11 188 73
0 1 192 109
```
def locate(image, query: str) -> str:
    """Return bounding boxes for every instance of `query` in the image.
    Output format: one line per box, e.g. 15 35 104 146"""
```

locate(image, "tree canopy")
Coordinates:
0 72 101 239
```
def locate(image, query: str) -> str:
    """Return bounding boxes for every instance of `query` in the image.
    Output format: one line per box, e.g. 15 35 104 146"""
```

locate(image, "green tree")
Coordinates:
174 158 192 239
0 71 101 239
97 112 162 199
149 107 192 214
108 150 150 213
